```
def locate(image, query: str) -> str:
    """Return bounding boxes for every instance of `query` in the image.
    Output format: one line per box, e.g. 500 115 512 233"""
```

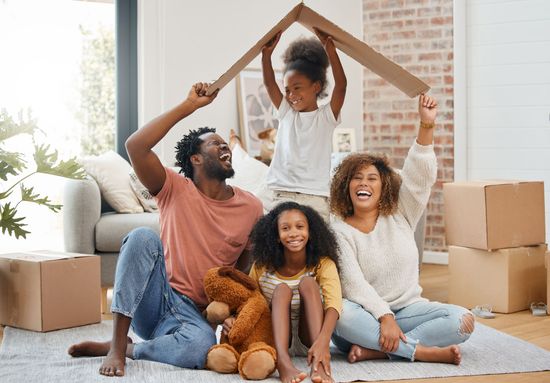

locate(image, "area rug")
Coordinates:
1 321 550 382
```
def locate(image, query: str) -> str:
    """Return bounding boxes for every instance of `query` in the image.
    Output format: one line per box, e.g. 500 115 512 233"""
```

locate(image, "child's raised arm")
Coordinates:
314 28 347 120
261 31 283 109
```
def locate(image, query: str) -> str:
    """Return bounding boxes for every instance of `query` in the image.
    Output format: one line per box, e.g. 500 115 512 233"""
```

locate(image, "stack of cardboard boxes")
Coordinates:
443 181 548 314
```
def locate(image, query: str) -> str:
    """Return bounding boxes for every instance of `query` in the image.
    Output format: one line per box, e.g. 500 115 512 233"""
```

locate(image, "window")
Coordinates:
0 0 135 251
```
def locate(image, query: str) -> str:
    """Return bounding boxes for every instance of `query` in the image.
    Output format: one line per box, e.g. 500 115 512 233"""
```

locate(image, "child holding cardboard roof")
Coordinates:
261 28 347 221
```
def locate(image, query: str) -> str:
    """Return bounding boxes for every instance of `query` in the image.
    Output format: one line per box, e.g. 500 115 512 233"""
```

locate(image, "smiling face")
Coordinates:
197 132 235 181
283 70 320 112
348 164 383 213
277 209 310 256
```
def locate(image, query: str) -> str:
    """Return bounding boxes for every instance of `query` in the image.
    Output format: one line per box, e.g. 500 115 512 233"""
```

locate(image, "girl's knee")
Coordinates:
272 283 292 298
298 276 318 294
459 312 475 336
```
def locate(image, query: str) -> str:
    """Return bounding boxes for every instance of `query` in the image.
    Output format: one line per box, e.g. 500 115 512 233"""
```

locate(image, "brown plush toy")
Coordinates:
203 266 277 380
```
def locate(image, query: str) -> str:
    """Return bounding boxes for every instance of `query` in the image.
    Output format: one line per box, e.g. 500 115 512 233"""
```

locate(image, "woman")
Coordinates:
329 94 474 365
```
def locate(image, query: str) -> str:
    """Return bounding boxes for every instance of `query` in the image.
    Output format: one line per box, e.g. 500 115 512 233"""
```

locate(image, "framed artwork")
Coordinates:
237 68 283 159
333 127 356 153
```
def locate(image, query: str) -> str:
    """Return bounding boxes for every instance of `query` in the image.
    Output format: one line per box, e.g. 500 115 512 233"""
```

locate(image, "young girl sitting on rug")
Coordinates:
261 28 347 221
248 201 342 383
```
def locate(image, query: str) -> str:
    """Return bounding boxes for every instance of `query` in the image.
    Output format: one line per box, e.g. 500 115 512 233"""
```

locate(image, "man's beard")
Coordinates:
203 156 235 181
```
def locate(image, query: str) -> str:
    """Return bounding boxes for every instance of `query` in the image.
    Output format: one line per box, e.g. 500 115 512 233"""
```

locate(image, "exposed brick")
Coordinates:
362 0 454 252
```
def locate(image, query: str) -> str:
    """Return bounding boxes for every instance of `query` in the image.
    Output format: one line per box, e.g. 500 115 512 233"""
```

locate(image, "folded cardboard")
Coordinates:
0 251 101 332
449 244 547 313
443 180 545 250
207 3 429 98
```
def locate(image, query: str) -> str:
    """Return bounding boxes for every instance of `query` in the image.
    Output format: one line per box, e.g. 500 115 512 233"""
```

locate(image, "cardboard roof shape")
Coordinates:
207 3 430 98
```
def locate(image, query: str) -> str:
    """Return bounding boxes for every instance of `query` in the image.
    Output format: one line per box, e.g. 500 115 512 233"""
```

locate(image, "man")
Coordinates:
68 82 263 377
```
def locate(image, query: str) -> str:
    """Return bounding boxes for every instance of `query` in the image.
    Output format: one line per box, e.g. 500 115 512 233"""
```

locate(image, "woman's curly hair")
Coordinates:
251 201 339 272
282 37 329 99
174 126 215 179
330 153 402 219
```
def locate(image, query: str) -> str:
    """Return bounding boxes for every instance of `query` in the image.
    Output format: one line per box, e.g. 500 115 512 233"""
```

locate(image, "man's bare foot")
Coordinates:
310 363 334 383
347 344 388 363
229 129 243 150
277 359 307 383
68 337 132 357
415 344 461 365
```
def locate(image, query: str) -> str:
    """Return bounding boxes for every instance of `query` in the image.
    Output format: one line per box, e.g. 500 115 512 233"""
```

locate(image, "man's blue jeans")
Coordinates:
110 227 216 368
332 299 473 361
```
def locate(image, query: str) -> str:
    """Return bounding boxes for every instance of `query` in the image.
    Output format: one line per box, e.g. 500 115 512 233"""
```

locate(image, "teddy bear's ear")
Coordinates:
218 266 257 291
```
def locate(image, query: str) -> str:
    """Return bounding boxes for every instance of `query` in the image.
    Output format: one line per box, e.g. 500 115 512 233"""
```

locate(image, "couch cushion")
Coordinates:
95 212 160 252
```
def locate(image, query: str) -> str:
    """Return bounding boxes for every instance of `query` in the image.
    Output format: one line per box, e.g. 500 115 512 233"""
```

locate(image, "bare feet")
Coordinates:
415 344 461 365
229 129 243 150
68 337 133 377
310 364 334 383
68 337 132 357
347 344 388 363
277 359 307 383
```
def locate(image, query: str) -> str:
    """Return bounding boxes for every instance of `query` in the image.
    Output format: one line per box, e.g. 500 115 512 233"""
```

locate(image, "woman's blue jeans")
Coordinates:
332 299 473 361
110 227 216 369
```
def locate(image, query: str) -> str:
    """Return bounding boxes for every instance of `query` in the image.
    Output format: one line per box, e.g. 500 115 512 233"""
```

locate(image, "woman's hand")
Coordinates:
307 338 332 378
222 316 236 336
262 31 281 57
418 94 437 123
379 314 407 353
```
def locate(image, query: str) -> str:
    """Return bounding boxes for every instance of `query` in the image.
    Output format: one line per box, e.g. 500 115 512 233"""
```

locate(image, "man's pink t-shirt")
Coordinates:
155 167 263 309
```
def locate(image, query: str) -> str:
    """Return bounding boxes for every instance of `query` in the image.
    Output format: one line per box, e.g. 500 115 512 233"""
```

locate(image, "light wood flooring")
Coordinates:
1 264 549 382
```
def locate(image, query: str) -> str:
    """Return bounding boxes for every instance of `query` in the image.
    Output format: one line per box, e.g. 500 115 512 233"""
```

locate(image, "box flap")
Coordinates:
207 3 429 98
0 251 97 262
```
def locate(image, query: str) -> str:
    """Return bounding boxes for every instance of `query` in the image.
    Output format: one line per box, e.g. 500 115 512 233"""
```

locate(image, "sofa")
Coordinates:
63 146 426 289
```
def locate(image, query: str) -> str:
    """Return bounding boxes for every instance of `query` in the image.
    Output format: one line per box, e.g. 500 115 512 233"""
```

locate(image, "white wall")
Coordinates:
138 0 363 165
464 0 550 243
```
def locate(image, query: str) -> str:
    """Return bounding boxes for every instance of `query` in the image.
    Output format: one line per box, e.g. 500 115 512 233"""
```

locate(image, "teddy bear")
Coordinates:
203 266 277 380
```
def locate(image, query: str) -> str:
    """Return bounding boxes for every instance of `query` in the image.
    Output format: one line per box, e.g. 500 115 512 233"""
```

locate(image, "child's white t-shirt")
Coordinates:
266 99 341 197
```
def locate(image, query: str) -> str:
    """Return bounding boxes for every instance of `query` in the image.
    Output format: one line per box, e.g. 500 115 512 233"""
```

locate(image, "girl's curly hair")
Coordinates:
330 153 402 219
282 37 329 99
251 201 339 271
174 126 215 179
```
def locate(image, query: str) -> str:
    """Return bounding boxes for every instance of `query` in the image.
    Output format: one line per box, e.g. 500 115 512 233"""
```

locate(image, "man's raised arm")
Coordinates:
125 82 218 195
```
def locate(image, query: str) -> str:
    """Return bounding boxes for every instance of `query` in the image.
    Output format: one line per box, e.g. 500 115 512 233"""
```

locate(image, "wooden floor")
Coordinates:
1 264 549 382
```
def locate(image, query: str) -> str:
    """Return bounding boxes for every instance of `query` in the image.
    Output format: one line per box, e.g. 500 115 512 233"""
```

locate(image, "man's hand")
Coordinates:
379 314 407 353
187 82 219 109
222 316 236 336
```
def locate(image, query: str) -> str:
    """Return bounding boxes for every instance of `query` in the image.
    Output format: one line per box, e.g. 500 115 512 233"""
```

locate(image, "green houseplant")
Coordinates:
0 110 86 239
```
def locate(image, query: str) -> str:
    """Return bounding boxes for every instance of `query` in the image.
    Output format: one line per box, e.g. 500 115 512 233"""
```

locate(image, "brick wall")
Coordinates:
362 0 454 252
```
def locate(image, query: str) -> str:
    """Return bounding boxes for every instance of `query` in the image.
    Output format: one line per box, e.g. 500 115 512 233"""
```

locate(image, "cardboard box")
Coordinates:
449 245 547 313
0 251 101 332
546 252 550 314
443 180 545 250
207 3 429 98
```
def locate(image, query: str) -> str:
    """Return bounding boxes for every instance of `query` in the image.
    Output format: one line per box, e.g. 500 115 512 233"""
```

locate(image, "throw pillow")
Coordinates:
129 170 158 212
79 150 144 213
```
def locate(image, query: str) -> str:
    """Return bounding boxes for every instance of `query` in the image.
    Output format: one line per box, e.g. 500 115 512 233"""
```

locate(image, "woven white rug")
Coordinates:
1 321 550 382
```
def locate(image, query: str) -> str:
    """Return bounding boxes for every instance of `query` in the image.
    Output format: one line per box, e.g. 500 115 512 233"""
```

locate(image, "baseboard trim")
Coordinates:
422 251 448 265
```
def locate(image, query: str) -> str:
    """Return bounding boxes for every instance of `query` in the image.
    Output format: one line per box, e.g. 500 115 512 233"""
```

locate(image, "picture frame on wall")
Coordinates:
332 127 356 153
237 68 283 160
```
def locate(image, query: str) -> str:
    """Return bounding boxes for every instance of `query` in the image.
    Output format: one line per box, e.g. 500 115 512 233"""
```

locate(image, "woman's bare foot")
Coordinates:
415 344 461 365
277 359 307 383
310 363 334 383
229 129 243 150
68 337 132 357
347 344 388 363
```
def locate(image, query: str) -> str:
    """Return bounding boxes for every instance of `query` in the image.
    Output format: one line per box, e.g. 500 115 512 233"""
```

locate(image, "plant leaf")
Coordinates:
20 184 62 212
0 202 30 239
34 144 87 179
0 148 27 181
0 109 38 141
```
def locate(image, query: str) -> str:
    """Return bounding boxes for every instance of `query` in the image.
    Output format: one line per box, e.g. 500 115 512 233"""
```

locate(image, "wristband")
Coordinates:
420 121 435 129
